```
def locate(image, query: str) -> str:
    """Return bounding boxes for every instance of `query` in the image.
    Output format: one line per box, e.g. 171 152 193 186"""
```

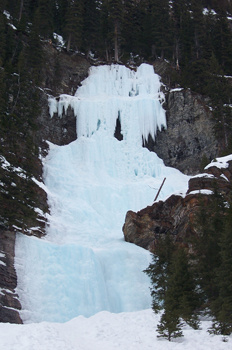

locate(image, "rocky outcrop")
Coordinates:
123 157 232 251
0 230 22 323
145 88 218 175
145 60 218 175
36 44 90 147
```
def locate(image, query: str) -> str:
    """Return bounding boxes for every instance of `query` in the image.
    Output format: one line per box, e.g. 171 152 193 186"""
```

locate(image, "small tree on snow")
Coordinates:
157 309 183 341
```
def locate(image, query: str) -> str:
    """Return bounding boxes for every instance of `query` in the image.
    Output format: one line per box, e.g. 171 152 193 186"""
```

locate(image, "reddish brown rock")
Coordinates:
123 159 232 251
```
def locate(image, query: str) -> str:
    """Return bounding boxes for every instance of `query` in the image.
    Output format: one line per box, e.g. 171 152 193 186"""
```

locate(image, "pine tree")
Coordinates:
209 201 232 336
150 0 172 59
157 309 183 341
191 0 205 60
213 9 232 74
171 0 193 67
0 11 6 63
121 0 140 58
82 0 101 57
167 247 200 328
65 0 84 52
108 0 123 61
144 233 176 313
37 0 54 40
27 9 44 85
192 188 225 311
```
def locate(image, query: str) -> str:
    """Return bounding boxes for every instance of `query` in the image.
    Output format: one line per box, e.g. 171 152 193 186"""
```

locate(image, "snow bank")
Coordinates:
0 309 231 350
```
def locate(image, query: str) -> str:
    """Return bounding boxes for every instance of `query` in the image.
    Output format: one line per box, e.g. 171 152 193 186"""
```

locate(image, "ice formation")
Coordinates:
15 64 189 323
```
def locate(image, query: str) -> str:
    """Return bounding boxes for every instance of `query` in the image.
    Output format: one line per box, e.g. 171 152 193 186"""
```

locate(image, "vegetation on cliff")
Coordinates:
144 186 232 340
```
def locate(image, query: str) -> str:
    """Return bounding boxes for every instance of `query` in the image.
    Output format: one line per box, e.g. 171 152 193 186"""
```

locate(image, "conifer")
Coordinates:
65 0 84 52
167 247 200 329
157 309 183 341
82 0 101 57
108 0 123 61
150 0 172 59
209 200 232 335
144 233 176 313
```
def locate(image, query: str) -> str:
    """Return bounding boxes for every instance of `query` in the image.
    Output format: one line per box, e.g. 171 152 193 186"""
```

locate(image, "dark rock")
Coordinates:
145 59 219 175
145 88 218 175
0 230 22 323
36 44 90 147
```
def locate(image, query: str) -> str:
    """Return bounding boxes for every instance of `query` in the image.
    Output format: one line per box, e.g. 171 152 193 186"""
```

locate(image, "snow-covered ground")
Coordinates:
1 310 231 349
7 64 228 348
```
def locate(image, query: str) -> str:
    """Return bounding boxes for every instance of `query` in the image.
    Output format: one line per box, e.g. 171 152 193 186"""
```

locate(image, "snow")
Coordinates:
0 310 231 349
3 10 11 19
53 33 65 50
170 88 183 92
7 63 225 348
205 154 232 170
191 173 216 179
187 189 214 196
220 174 229 182
0 155 27 178
203 8 217 16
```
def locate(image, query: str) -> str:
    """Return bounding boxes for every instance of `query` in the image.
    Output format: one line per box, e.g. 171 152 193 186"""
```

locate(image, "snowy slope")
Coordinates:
1 309 231 350
15 64 189 324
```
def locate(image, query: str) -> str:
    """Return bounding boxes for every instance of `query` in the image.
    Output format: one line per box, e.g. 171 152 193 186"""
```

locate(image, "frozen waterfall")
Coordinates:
15 64 189 323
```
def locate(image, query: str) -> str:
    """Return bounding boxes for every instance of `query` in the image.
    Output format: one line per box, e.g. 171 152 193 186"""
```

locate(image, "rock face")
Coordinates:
0 230 22 323
123 158 232 251
145 60 218 175
36 44 90 147
145 88 218 175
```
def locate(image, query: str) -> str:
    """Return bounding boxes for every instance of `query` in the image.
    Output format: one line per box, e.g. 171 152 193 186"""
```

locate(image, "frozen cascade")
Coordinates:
15 64 189 323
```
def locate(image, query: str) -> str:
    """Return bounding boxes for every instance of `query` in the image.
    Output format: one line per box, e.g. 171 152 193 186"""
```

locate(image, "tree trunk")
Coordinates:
114 22 119 62
19 0 23 22
67 33 71 52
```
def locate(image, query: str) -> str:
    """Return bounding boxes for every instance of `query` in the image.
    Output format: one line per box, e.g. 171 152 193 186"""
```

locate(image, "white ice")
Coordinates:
15 64 189 324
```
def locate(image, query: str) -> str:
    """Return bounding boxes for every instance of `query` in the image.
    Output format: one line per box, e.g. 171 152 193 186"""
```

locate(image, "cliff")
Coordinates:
145 60 218 175
123 155 232 251
0 46 225 323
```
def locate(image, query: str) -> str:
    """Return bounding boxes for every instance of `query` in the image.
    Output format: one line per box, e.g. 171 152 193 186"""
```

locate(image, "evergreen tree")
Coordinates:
138 0 154 59
191 0 205 60
37 0 54 40
192 188 225 310
0 11 6 63
121 0 140 58
52 0 69 34
209 200 232 335
82 0 101 57
212 7 232 74
145 236 200 340
144 233 176 313
150 0 172 59
27 9 44 85
171 0 193 67
167 247 200 328
65 0 84 52
100 0 111 60
108 0 123 61
157 309 183 341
